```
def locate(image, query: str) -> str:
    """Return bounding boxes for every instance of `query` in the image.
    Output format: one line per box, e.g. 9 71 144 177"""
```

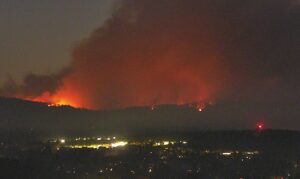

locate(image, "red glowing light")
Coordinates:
256 123 265 130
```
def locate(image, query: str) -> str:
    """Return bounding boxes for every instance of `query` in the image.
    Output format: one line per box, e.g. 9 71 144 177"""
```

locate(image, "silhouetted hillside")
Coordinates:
0 97 299 137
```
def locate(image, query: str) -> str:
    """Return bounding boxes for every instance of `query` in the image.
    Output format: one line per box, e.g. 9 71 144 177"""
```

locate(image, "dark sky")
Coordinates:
0 0 114 84
0 0 299 129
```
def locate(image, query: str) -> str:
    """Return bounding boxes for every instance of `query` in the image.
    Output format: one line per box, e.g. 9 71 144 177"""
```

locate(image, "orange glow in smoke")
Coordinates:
28 89 82 108
55 99 70 106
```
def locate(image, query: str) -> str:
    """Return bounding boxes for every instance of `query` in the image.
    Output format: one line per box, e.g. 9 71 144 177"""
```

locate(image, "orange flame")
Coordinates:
29 90 81 108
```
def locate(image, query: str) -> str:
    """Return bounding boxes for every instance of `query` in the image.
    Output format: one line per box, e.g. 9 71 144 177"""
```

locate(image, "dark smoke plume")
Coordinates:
1 0 299 109
0 69 70 99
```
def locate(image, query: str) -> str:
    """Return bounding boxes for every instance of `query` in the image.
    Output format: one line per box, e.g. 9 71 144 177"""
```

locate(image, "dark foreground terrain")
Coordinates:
0 130 299 179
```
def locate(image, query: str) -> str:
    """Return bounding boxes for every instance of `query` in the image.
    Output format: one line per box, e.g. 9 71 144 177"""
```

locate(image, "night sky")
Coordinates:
0 0 299 129
0 0 114 84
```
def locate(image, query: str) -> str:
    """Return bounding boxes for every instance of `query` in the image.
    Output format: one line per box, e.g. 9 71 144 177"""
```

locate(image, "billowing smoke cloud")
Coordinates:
0 69 70 100
1 0 299 109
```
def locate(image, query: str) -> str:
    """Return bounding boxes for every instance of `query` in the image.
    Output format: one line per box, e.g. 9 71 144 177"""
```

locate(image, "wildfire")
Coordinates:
195 103 206 112
28 91 80 108
151 105 156 111
47 99 73 107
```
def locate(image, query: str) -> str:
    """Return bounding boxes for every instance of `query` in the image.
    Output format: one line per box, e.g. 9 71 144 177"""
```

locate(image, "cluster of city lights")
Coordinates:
153 140 187 146
54 137 188 150
60 141 128 149
63 141 128 149
220 151 259 156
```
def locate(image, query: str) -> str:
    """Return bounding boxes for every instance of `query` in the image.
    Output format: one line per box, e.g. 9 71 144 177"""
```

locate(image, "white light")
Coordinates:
154 142 161 146
221 152 232 156
163 141 169 145
111 141 128 148
245 152 254 155
60 139 65 144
